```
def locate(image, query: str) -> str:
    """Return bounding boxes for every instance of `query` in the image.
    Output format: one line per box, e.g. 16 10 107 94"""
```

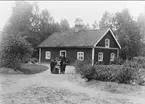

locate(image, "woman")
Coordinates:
60 54 67 74
52 57 61 74
50 59 56 73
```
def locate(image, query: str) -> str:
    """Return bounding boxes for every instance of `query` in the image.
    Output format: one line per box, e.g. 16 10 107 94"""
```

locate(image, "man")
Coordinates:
60 54 67 74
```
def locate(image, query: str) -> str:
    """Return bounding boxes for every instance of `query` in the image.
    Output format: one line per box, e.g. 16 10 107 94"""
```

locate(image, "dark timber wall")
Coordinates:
96 31 119 48
41 47 92 64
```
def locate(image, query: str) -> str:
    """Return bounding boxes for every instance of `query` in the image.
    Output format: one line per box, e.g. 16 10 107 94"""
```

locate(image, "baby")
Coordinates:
55 58 61 73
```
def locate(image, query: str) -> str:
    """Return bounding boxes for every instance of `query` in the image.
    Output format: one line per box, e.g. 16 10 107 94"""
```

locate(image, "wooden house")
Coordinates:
37 28 121 65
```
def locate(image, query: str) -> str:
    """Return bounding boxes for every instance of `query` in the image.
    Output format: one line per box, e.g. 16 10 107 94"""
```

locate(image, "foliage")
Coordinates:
92 21 99 30
99 9 142 59
114 9 141 59
117 60 140 84
109 57 124 65
60 18 70 31
133 56 145 68
75 59 141 84
137 13 145 39
74 17 91 31
99 11 115 30
2 1 62 48
0 33 33 70
74 60 93 80
93 65 121 82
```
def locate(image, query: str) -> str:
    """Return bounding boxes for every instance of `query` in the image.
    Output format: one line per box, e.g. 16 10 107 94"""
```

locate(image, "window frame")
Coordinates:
60 50 67 57
45 51 51 59
105 38 110 48
77 52 84 61
98 52 103 61
110 53 115 61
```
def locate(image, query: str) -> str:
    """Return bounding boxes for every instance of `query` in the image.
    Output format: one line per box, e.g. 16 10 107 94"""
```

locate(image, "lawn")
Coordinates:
19 64 48 74
0 65 145 104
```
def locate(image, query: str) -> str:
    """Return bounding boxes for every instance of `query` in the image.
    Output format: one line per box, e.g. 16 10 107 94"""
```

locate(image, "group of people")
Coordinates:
50 54 67 74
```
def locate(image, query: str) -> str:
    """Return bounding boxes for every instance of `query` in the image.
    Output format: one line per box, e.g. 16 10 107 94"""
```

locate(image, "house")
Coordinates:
37 28 121 65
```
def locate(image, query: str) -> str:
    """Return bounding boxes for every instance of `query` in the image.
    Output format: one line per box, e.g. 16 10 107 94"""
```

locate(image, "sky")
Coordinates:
0 1 145 30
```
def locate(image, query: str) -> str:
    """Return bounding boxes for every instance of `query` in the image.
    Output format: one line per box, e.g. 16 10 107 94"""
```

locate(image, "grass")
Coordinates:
19 64 48 74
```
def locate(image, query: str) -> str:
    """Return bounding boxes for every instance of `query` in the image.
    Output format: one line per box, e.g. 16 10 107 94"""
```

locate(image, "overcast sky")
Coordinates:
0 1 145 30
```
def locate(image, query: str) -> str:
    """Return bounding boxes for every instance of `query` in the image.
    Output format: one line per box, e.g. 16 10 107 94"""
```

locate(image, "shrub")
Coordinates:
75 59 141 84
0 33 33 70
74 60 94 80
109 57 124 65
133 56 145 68
93 65 122 82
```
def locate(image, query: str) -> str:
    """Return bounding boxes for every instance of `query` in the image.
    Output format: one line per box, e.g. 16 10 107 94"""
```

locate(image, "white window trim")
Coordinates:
98 52 103 61
77 52 84 61
105 38 110 48
60 50 67 57
110 53 115 61
45 51 51 59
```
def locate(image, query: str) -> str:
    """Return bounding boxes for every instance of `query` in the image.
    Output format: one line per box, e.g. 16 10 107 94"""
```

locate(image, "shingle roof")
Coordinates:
37 28 109 48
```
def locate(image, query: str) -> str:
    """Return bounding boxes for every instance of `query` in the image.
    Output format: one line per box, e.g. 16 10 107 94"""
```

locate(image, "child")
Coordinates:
55 58 61 73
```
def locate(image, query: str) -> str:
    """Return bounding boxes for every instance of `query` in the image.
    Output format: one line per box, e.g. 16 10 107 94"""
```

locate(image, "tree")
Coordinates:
74 17 90 30
2 1 60 48
99 11 115 30
114 9 141 59
0 33 33 70
92 21 99 30
137 13 145 40
60 18 70 31
3 1 33 34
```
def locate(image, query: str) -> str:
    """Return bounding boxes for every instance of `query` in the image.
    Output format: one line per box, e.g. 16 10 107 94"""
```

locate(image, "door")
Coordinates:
60 50 66 57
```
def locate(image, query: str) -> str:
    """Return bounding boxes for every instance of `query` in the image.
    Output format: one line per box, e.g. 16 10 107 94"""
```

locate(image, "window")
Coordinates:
77 52 84 61
98 52 103 61
110 53 115 61
60 50 66 57
45 51 51 59
105 38 110 48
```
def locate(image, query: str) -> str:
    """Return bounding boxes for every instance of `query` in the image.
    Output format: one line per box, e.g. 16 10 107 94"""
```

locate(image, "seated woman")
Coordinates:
50 59 57 73
52 57 61 74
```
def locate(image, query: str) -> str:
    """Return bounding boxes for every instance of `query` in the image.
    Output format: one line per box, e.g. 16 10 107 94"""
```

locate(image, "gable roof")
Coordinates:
37 28 121 49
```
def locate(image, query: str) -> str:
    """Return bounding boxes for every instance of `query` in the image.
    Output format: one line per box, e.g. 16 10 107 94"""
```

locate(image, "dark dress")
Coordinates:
50 60 56 73
60 57 67 74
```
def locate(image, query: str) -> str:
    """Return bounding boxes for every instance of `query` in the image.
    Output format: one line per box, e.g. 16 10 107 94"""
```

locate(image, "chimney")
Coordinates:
74 24 82 32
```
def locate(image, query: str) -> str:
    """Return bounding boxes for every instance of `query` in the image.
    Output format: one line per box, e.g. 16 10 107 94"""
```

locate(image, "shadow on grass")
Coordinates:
19 64 48 74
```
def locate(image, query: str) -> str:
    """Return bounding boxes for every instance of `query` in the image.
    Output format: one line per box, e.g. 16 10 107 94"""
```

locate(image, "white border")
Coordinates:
77 52 84 61
110 53 115 61
39 48 41 63
95 46 118 50
105 38 110 48
93 29 121 49
98 52 103 61
45 51 51 59
92 48 95 65
60 50 67 57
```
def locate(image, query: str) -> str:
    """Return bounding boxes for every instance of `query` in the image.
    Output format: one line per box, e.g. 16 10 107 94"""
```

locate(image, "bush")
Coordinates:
116 61 139 84
109 57 124 65
0 33 33 70
93 65 122 82
75 60 141 84
133 56 145 68
74 60 94 80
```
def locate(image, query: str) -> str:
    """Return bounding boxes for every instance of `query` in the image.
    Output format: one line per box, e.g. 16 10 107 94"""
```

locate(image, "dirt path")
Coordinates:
0 64 145 104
